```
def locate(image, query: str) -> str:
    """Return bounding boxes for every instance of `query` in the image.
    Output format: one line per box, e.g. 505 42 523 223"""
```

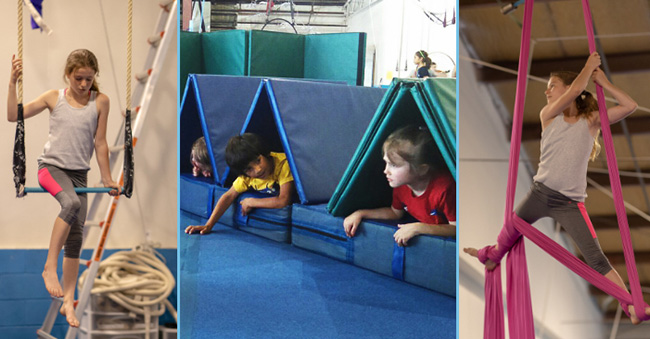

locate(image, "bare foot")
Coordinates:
60 303 79 327
628 304 640 325
463 247 498 271
42 269 63 297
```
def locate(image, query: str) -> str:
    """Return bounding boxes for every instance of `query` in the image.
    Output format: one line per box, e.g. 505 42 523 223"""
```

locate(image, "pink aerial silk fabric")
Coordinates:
478 0 650 338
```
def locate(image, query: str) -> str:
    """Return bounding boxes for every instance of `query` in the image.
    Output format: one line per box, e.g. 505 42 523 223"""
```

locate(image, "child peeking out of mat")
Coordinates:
343 125 456 246
185 133 295 235
190 136 212 177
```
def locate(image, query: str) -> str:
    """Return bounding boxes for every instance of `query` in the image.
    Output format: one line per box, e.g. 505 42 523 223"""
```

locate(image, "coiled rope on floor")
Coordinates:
78 246 176 337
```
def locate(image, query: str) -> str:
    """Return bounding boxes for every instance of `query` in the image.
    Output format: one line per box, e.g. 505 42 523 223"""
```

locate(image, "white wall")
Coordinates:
459 41 606 338
347 0 456 86
0 0 177 249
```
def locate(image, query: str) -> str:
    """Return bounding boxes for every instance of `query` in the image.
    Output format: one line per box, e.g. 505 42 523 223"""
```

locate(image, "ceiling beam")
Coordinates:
519 115 650 142
603 250 650 265
589 214 650 230
475 52 650 83
587 171 650 187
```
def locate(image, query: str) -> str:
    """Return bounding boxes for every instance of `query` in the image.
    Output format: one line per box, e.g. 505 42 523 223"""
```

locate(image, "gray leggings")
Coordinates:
516 182 612 275
38 163 87 259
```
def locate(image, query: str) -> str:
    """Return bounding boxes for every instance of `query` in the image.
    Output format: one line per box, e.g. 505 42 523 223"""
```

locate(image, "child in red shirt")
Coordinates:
343 125 456 246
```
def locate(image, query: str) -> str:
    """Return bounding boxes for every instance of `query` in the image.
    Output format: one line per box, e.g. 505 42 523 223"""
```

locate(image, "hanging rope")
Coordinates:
123 0 134 198
13 0 26 197
477 0 650 337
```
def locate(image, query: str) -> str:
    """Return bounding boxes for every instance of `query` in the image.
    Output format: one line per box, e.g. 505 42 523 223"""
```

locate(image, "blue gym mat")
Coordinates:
179 74 265 185
291 204 456 296
242 79 386 204
179 222 455 339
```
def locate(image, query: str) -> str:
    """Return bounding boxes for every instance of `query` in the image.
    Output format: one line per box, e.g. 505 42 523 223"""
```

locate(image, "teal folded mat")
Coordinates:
181 30 366 86
179 31 204 93
328 78 457 217
202 30 248 76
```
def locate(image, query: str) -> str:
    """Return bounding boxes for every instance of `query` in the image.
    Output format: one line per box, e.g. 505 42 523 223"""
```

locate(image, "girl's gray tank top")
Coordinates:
533 114 594 202
38 89 98 171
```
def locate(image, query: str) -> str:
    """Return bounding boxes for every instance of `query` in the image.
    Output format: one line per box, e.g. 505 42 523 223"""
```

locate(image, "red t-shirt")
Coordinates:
391 172 456 224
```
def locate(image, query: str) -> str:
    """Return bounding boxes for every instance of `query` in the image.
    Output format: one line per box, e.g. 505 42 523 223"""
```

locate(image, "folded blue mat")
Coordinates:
233 191 292 243
291 204 455 296
242 79 386 204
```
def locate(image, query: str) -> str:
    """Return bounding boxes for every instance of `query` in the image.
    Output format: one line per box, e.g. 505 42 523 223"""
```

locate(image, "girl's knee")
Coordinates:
587 255 612 275
57 193 82 223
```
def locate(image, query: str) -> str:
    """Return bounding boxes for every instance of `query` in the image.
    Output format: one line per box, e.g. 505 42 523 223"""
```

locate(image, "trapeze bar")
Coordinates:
24 187 122 194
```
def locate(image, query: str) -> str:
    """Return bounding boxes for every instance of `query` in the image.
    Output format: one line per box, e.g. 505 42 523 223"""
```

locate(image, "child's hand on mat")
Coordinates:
394 223 421 246
343 212 363 238
185 225 212 235
463 247 498 271
240 198 255 216
104 180 121 196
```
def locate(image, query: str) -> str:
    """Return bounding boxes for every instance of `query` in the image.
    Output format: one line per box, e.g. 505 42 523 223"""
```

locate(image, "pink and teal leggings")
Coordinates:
38 163 88 259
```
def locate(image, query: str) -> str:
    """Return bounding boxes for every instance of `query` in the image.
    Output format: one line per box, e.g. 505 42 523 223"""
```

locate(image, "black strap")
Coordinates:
13 103 26 197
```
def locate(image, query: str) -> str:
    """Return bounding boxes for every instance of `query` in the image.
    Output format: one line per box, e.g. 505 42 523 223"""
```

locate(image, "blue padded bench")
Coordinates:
291 204 455 296
206 187 292 243
180 174 214 218
180 174 236 228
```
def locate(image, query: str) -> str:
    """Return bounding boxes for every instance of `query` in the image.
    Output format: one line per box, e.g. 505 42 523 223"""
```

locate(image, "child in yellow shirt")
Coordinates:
185 133 295 235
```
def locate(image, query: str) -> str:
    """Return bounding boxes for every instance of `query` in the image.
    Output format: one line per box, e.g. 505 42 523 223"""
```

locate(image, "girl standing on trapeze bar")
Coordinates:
464 52 650 324
7 49 120 327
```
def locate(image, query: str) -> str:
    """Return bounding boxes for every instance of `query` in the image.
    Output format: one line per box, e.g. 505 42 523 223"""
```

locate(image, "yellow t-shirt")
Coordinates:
232 152 293 195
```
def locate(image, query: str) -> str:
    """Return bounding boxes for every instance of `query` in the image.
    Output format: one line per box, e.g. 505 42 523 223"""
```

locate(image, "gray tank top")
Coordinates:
533 115 594 201
38 89 98 170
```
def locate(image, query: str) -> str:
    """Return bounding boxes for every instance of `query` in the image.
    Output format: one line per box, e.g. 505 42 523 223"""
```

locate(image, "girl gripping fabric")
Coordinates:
343 125 456 246
464 52 650 324
7 49 120 327
185 133 295 235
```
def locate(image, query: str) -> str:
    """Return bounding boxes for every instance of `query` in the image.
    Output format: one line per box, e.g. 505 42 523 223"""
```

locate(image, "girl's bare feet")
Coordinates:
59 302 79 327
463 247 498 271
42 268 63 297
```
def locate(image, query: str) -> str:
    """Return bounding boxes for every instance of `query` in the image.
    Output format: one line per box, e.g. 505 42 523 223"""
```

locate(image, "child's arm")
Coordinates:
540 52 601 127
343 207 404 238
591 68 638 124
239 181 294 216
393 222 456 247
7 56 56 122
186 186 240 235
94 93 120 196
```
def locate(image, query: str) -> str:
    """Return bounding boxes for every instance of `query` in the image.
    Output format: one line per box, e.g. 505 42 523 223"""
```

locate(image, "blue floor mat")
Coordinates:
179 223 455 338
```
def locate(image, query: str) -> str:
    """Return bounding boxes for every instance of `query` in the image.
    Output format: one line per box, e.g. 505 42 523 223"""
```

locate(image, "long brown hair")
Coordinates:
550 71 601 161
383 125 442 174
63 49 100 92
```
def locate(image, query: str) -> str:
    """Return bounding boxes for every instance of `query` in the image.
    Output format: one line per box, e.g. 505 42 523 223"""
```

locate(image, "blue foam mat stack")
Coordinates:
179 75 456 296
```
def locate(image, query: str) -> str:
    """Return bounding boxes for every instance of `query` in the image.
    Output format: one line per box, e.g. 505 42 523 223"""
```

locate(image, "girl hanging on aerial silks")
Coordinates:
7 49 120 327
464 52 650 324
